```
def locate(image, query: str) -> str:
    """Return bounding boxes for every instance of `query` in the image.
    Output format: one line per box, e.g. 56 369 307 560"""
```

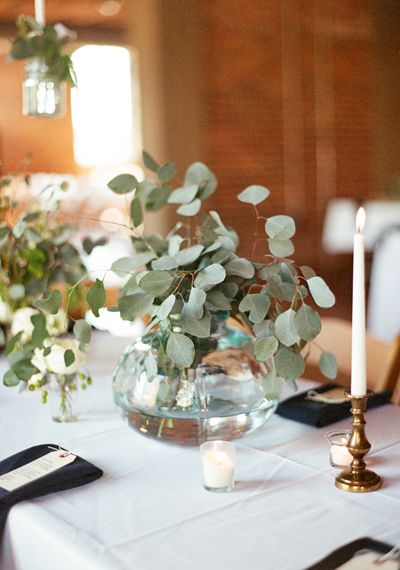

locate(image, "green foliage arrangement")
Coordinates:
83 151 337 385
3 151 337 394
9 16 77 85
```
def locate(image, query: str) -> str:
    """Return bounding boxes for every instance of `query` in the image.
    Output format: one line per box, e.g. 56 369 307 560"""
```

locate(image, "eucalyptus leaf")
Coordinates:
64 349 75 368
225 258 255 279
177 199 201 217
3 369 20 387
73 319 92 347
174 244 204 266
185 287 206 319
274 347 305 380
118 292 153 321
151 256 178 270
300 265 316 280
182 312 211 338
265 215 296 240
262 370 285 400
146 187 170 211
111 252 156 275
35 290 62 314
206 289 232 310
194 263 226 291
143 150 159 172
156 294 176 320
166 332 195 367
252 320 273 338
130 198 143 228
275 308 298 346
319 351 337 379
307 276 335 308
268 238 294 258
220 282 239 299
31 313 48 347
237 185 270 205
12 359 39 382
168 235 184 257
158 162 177 183
184 162 217 200
239 294 270 324
86 279 106 317
139 271 173 297
294 304 321 341
108 173 138 194
145 354 158 380
253 335 278 361
168 185 198 204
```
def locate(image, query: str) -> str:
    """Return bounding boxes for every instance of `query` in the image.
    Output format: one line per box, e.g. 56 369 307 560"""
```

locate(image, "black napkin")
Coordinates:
276 383 392 428
306 537 394 569
0 443 103 537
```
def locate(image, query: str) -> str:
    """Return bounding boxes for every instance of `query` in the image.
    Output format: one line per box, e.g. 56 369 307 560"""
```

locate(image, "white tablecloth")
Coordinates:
1 333 400 570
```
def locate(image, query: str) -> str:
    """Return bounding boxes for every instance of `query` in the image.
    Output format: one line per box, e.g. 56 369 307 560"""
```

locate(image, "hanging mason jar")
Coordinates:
113 312 279 445
23 57 65 117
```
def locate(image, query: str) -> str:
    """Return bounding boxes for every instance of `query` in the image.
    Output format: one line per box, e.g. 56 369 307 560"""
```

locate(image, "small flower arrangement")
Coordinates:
0 173 86 347
8 16 77 85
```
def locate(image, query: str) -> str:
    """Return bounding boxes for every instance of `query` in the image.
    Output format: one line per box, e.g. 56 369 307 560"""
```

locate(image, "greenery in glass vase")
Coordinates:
80 151 337 387
9 16 77 85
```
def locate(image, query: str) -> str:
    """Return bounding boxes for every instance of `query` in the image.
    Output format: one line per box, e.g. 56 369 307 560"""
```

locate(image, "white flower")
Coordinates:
46 338 86 375
133 372 160 408
53 23 77 41
46 309 68 336
10 307 68 340
11 307 38 340
0 299 13 324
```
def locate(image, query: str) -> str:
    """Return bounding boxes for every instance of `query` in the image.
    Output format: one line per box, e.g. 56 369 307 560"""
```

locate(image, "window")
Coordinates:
71 45 141 168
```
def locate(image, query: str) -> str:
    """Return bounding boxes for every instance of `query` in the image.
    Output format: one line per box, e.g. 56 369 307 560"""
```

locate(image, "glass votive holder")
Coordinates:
200 440 236 493
324 429 353 468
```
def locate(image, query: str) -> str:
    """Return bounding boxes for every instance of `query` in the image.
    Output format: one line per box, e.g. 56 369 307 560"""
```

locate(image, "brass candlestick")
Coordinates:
335 390 382 493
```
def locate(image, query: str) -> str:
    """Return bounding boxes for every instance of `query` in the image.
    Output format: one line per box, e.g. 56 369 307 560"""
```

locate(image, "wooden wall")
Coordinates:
202 0 378 270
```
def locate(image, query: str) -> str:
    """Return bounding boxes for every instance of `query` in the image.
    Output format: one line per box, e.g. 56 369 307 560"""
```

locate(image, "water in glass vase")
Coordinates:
113 314 278 445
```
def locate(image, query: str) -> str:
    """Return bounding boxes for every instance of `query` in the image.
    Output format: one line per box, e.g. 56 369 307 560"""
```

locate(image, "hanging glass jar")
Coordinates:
113 313 279 445
23 57 65 117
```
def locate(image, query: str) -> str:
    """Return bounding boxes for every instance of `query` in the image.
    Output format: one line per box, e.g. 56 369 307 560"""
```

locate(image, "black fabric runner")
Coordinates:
276 383 391 428
305 537 394 569
0 444 102 538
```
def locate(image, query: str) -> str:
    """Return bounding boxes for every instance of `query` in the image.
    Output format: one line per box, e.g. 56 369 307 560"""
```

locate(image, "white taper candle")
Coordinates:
351 207 367 396
35 0 45 26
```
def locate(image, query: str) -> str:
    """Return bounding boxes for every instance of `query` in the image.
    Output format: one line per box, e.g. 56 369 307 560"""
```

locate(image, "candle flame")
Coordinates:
356 207 366 233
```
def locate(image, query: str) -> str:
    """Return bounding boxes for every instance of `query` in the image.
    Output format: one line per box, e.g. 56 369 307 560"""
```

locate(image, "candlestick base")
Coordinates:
335 391 382 493
335 468 381 493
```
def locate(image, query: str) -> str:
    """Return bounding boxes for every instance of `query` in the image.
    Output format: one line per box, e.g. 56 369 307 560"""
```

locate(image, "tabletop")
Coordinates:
1 332 400 570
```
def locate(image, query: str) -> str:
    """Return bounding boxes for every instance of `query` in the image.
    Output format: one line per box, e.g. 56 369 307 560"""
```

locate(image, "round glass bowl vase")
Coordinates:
23 58 65 117
112 314 278 445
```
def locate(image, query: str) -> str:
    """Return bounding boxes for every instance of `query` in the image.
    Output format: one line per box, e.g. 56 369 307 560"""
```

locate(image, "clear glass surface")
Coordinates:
23 58 65 117
113 314 278 445
48 373 78 422
324 429 352 468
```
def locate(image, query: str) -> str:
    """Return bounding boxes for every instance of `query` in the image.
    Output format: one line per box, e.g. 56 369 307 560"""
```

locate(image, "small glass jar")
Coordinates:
324 429 352 468
200 440 236 492
23 58 65 117
48 373 79 422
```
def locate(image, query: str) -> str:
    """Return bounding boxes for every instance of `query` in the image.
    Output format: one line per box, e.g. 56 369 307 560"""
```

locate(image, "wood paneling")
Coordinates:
0 0 127 30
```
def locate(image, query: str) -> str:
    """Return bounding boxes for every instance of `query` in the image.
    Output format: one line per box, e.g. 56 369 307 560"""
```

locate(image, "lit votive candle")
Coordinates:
324 430 353 468
200 440 235 492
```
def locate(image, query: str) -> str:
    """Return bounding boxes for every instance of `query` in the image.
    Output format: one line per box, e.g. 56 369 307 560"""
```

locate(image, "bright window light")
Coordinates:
71 45 135 167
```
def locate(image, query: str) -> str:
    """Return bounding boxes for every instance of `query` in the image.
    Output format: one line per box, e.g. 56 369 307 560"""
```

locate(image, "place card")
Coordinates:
0 450 76 492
